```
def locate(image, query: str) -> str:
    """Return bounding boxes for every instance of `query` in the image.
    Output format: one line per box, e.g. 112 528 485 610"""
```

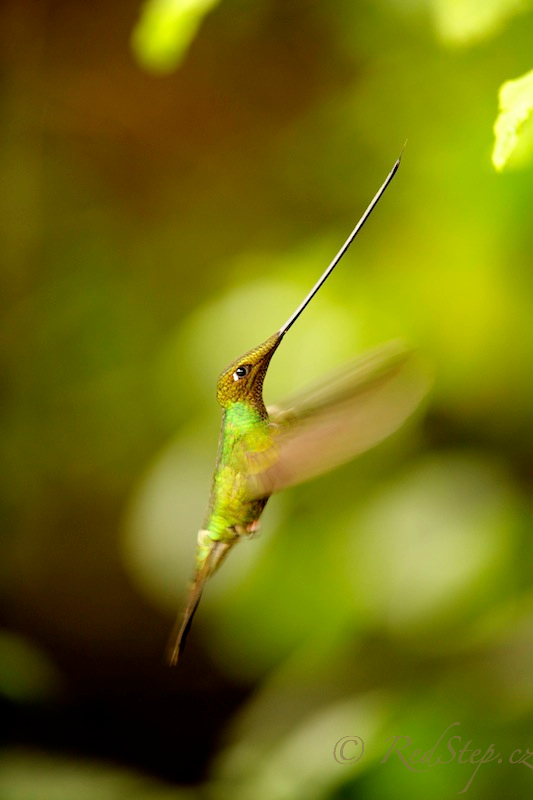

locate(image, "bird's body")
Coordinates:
204 401 271 539
167 332 283 663
166 152 430 665
202 331 282 541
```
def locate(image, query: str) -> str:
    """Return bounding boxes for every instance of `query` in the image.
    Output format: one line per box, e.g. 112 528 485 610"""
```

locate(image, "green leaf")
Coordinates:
430 0 530 47
492 68 533 171
131 0 221 74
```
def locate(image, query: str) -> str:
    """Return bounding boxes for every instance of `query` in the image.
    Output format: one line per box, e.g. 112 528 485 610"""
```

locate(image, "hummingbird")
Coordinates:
167 153 428 665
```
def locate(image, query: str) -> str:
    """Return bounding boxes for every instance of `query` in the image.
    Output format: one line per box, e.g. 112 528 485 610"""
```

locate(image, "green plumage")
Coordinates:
202 401 273 541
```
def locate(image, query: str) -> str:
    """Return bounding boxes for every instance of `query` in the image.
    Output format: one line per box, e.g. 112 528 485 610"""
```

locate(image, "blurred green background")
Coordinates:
1 0 533 798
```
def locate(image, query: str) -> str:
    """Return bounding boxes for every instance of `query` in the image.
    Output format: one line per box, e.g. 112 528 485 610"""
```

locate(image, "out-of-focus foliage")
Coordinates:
492 68 533 170
0 632 61 702
2 0 533 798
428 0 530 46
0 751 193 800
132 0 222 73
130 0 533 170
427 0 533 170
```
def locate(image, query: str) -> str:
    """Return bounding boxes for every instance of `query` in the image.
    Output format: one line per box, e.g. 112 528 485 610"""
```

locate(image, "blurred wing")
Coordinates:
247 341 431 497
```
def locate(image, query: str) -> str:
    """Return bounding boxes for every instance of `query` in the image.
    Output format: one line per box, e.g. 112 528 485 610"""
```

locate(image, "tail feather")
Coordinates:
166 574 205 667
166 538 233 666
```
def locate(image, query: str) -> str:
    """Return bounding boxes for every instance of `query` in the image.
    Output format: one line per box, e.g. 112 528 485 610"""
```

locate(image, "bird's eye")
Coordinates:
233 365 251 381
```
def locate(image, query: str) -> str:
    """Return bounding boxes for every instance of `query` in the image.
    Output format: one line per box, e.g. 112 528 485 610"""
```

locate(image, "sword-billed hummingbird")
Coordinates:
167 153 428 665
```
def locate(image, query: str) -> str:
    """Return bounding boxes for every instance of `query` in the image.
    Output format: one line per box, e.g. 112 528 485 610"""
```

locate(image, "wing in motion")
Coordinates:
247 341 431 498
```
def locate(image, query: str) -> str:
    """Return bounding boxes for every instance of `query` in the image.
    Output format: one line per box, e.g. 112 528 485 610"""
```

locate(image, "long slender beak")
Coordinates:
278 152 403 336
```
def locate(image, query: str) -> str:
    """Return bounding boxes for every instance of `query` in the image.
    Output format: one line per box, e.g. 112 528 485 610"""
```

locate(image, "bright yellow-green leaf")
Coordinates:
492 68 533 171
430 0 530 46
131 0 221 74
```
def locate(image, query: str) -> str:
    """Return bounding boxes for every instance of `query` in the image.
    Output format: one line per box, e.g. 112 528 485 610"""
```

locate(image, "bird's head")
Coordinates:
216 331 283 410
